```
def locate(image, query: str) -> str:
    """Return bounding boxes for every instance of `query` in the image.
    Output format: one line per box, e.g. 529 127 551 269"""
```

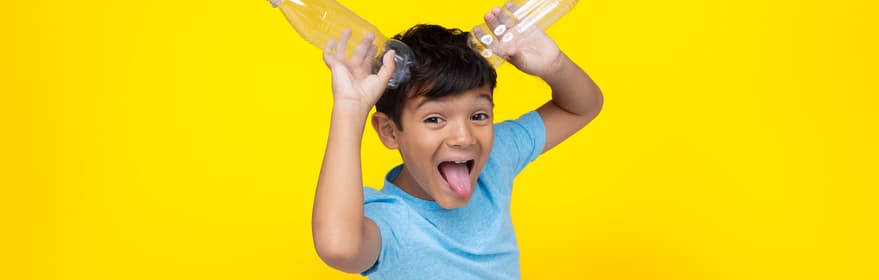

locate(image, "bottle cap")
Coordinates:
377 40 415 89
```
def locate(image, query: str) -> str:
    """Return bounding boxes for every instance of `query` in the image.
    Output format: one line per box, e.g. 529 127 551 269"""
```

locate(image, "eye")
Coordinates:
471 112 490 121
424 116 445 124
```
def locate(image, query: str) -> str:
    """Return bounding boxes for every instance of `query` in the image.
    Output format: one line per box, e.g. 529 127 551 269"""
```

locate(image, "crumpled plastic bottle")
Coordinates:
469 0 579 67
268 0 414 89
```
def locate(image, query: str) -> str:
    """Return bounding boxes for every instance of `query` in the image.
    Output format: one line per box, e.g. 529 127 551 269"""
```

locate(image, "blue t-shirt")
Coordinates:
361 111 546 279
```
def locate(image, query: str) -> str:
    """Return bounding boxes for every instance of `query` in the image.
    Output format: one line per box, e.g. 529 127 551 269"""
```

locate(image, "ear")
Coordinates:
371 112 400 149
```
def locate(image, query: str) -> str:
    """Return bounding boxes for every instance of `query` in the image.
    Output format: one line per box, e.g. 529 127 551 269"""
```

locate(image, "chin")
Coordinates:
436 198 470 209
434 185 476 209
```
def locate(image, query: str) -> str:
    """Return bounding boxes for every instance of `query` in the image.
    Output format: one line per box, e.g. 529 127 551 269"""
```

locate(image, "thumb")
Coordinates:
375 50 397 84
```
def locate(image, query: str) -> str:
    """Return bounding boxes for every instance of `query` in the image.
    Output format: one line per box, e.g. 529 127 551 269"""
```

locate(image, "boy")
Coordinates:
313 7 602 279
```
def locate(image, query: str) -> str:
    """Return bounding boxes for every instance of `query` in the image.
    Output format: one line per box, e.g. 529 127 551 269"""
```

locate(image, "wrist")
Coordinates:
540 54 577 85
332 100 373 120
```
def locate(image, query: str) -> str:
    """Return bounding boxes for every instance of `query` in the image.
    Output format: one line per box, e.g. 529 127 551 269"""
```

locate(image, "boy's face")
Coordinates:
392 86 495 209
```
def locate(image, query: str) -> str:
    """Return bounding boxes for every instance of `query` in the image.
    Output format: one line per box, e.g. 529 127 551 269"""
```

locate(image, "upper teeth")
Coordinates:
454 160 468 164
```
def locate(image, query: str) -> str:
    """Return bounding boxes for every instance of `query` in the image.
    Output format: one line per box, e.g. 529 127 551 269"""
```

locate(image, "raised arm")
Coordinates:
312 29 396 273
533 53 602 153
478 3 603 153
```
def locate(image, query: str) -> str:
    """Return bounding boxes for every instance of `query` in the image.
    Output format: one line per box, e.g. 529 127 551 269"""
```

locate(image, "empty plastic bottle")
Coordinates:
469 0 579 67
268 0 413 89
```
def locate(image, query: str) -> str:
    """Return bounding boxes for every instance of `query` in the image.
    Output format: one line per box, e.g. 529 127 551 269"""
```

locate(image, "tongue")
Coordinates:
439 162 472 197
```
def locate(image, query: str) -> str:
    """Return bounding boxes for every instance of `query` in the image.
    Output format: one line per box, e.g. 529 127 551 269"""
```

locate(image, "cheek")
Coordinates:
479 128 495 162
399 132 439 170
478 127 494 146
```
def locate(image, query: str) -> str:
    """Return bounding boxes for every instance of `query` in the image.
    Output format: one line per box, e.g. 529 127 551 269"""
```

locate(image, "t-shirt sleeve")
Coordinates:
492 110 547 177
360 187 408 276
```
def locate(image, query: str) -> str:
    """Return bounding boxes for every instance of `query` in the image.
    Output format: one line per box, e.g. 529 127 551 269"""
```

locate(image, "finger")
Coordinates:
505 1 522 20
484 9 505 39
492 7 518 43
323 38 338 68
335 29 352 60
472 24 495 48
362 43 378 69
471 26 498 59
349 32 375 66
375 50 396 84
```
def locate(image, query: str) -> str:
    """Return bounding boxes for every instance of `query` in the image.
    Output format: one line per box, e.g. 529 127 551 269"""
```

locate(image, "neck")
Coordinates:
392 165 433 201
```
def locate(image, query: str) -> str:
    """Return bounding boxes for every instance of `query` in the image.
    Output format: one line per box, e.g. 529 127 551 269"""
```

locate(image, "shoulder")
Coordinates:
495 111 545 135
493 111 546 150
364 187 402 204
489 111 547 172
363 187 412 226
364 187 410 220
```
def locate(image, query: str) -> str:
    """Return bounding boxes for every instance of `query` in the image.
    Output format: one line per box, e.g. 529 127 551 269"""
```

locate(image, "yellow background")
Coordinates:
2 0 877 279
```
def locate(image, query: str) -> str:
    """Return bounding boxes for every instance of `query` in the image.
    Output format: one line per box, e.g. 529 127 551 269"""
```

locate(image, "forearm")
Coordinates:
542 53 603 118
312 104 370 264
533 53 604 152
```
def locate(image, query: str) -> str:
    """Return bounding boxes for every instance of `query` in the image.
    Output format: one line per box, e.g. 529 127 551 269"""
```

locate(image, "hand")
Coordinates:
473 2 564 78
323 29 396 113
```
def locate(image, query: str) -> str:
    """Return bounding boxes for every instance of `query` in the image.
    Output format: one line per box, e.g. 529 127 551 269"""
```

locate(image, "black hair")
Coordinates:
375 24 497 130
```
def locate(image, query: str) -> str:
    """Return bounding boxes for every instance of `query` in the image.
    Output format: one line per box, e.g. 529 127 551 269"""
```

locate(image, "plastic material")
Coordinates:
469 0 578 67
270 0 413 89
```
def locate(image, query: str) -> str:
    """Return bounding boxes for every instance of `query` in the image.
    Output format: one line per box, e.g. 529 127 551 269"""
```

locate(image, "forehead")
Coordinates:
405 87 494 110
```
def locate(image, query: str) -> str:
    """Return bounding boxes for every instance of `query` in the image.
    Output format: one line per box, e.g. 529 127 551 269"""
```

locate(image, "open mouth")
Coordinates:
437 160 475 197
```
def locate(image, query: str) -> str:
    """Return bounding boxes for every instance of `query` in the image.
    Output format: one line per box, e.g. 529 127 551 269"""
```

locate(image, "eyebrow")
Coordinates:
415 92 494 110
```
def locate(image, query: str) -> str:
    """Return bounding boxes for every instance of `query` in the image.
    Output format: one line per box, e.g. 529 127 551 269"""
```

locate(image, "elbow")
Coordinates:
568 86 604 120
313 235 366 273
575 89 604 122
587 92 604 119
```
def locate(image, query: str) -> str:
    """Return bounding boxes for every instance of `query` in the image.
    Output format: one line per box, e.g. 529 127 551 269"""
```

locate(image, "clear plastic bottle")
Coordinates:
469 0 579 67
268 0 413 89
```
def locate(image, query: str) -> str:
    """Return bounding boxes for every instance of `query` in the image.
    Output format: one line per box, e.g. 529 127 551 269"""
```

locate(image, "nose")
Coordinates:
446 121 476 148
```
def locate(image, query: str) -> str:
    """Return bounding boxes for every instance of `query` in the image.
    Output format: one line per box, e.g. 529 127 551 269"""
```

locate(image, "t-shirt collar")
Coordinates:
382 164 447 210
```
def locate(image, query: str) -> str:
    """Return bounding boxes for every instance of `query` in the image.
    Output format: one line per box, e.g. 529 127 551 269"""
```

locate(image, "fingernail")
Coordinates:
481 34 494 45
502 33 514 43
494 24 507 36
